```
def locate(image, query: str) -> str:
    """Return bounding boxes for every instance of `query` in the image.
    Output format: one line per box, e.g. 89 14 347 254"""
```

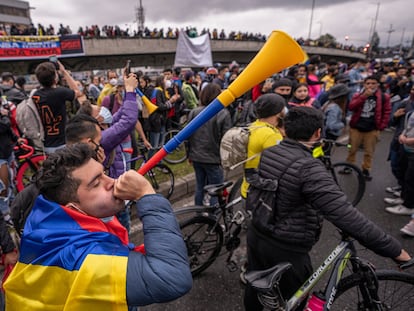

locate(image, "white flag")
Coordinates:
174 30 212 67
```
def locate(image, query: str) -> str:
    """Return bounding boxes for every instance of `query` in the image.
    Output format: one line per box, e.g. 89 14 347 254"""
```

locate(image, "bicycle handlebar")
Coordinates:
14 142 35 159
397 258 414 270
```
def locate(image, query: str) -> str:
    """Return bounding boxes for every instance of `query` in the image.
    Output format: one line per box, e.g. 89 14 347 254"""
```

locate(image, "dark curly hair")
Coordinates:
37 143 95 205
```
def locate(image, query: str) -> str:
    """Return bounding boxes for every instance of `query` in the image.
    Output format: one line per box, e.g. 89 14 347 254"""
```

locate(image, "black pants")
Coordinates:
244 227 312 311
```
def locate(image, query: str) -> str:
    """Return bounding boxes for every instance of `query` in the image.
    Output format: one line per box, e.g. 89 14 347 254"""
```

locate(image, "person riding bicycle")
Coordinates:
244 106 411 311
3 143 192 310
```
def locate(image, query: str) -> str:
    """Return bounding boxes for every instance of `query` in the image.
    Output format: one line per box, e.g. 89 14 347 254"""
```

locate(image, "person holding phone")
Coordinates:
31 60 82 153
344 75 391 181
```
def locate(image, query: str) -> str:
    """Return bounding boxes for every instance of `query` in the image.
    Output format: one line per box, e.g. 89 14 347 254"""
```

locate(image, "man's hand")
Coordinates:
394 249 411 262
394 108 406 118
124 73 138 93
4 250 18 266
114 170 155 201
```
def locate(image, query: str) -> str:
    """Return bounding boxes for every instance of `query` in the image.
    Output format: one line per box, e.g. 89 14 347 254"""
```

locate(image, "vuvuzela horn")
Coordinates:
138 30 305 175
136 88 158 115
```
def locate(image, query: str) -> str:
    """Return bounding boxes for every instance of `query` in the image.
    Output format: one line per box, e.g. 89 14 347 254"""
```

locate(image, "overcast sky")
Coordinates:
29 0 413 47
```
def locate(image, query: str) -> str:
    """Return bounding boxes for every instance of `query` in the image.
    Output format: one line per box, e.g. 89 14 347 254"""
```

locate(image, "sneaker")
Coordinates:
385 205 414 216
386 185 402 193
400 221 414 237
384 197 404 205
362 169 372 181
339 167 352 174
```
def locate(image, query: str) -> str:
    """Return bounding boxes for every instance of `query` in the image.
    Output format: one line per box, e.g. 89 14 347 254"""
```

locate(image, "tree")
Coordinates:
370 31 380 53
318 33 337 48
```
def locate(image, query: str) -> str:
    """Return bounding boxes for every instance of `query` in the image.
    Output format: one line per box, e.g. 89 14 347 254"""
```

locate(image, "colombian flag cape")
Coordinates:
4 195 138 311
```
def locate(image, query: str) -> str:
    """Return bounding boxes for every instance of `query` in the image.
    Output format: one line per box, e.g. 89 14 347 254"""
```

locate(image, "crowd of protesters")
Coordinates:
2 21 412 58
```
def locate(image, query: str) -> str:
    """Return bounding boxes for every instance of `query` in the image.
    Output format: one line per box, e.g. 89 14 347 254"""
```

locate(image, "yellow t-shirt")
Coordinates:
321 75 335 91
240 120 283 198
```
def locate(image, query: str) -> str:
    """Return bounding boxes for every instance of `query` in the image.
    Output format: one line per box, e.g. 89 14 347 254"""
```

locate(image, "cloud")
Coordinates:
29 0 413 47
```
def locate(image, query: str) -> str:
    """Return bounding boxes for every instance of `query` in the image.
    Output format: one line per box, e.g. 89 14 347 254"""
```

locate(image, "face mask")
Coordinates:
109 78 118 86
99 106 113 124
165 79 172 88
78 86 84 93
67 203 88 215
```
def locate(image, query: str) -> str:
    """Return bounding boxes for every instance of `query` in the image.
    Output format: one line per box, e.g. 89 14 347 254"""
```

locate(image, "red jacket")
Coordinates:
349 89 391 131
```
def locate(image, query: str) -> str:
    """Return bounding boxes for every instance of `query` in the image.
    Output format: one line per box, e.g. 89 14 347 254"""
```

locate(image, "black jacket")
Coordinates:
254 138 401 258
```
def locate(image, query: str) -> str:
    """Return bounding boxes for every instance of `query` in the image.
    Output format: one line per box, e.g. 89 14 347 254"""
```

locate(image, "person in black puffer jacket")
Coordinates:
244 106 411 311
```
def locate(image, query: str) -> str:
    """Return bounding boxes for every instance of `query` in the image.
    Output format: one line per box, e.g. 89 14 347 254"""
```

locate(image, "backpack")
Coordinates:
235 99 257 126
220 125 263 170
16 89 44 151
246 156 302 233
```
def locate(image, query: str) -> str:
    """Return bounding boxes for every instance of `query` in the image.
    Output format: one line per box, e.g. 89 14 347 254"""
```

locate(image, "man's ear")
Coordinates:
312 128 322 140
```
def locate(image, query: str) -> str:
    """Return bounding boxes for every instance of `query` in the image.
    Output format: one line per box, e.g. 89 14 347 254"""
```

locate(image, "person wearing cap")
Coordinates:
241 94 286 202
200 67 218 90
181 71 198 110
321 83 350 140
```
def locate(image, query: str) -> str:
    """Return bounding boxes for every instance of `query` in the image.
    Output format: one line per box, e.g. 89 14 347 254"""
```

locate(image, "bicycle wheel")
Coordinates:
332 162 365 206
145 164 174 199
180 216 224 277
333 270 414 310
163 129 188 164
15 155 46 192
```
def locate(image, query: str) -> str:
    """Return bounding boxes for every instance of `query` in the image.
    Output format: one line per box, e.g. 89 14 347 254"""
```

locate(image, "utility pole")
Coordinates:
386 24 395 48
308 0 315 40
399 27 405 55
135 0 145 34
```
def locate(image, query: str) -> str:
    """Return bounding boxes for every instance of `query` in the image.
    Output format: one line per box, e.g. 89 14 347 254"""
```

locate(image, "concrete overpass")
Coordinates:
1 37 366 75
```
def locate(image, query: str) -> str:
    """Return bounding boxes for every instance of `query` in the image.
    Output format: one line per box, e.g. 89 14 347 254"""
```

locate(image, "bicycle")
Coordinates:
162 109 191 164
126 142 175 199
175 181 248 276
14 141 46 192
228 139 366 207
245 229 414 310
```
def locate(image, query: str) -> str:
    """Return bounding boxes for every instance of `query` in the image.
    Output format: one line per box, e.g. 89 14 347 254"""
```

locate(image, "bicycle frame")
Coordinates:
286 238 355 310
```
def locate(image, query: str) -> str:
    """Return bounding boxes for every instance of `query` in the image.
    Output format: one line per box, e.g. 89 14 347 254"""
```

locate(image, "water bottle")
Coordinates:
305 291 325 311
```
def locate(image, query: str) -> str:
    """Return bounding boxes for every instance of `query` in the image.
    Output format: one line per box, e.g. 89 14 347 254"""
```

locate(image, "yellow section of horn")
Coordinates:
141 94 158 115
217 30 306 105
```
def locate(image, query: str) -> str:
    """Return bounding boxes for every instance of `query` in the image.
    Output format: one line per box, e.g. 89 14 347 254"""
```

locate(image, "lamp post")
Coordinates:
369 2 380 57
308 0 316 39
317 21 323 38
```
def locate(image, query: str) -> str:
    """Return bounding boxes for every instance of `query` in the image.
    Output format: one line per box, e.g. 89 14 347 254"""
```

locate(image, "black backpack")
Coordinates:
246 157 301 233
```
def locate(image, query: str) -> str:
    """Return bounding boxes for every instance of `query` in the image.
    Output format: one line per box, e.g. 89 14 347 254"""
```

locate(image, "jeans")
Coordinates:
402 152 414 209
148 127 165 159
0 155 15 216
192 162 224 206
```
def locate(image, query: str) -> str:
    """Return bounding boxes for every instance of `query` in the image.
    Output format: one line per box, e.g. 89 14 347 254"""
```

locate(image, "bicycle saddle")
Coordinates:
245 262 292 291
204 181 233 197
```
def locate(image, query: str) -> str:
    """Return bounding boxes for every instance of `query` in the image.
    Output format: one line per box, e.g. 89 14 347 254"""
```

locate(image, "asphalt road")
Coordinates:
135 130 414 311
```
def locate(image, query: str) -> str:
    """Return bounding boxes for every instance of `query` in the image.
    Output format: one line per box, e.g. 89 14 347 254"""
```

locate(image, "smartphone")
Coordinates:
49 55 59 70
49 55 58 63
125 60 131 75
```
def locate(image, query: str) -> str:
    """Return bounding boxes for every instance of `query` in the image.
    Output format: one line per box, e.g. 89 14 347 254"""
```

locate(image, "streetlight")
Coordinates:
317 21 323 38
308 0 316 39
